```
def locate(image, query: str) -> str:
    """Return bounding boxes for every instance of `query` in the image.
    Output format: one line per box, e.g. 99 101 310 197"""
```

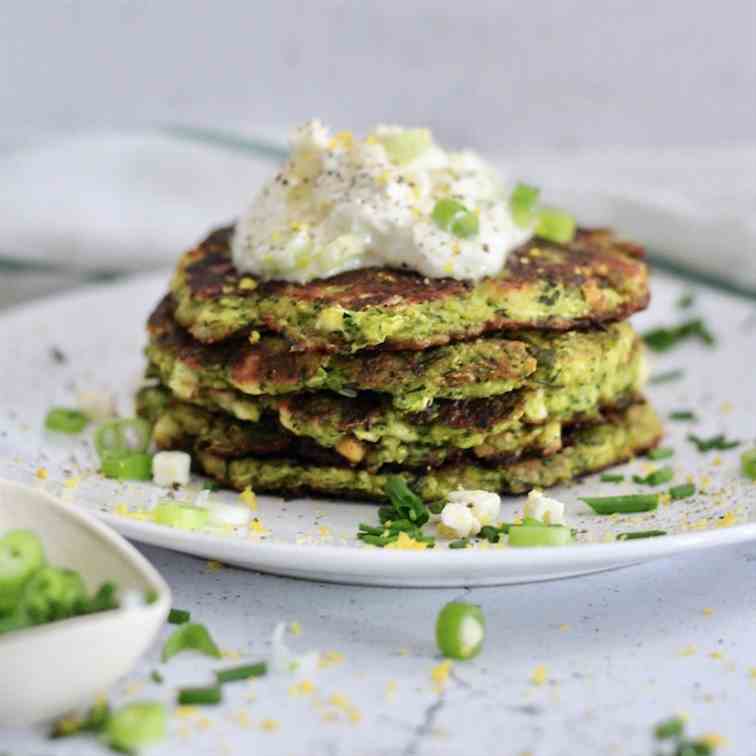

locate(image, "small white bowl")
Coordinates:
0 479 170 726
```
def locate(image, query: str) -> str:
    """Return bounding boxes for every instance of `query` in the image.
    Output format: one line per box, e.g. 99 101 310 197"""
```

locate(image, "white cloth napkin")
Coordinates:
2 130 754 292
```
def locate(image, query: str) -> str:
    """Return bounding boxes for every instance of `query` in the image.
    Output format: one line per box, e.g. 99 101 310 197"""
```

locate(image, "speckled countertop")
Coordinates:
4 540 756 755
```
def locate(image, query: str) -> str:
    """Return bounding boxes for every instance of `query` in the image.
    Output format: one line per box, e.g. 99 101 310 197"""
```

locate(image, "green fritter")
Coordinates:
147 295 640 413
171 226 649 352
195 402 663 502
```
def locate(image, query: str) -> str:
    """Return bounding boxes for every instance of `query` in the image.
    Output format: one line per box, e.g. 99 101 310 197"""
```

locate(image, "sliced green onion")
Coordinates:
51 699 111 738
647 448 674 460
677 292 695 309
669 483 696 500
581 494 659 515
654 716 686 740
95 418 151 459
202 480 220 492
535 207 576 244
377 128 431 165
436 601 485 660
216 661 267 684
649 369 685 385
153 501 209 531
101 452 153 481
449 538 469 549
478 525 500 543
617 530 667 541
84 581 119 613
508 524 573 547
643 319 715 352
44 407 89 434
688 433 740 452
105 702 166 751
509 182 540 228
358 533 397 547
742 449 756 480
150 670 164 684
669 410 697 421
19 566 87 625
633 467 674 486
168 608 191 625
162 622 221 662
384 477 429 526
431 198 479 239
177 685 222 706
600 473 625 483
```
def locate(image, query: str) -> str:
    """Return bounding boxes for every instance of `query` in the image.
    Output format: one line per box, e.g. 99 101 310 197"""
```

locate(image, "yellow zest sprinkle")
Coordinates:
708 651 724 660
398 647 410 656
206 560 224 572
327 692 361 723
232 710 251 728
35 467 48 480
249 518 269 536
288 679 315 697
318 526 331 537
238 277 257 291
442 262 454 275
717 511 737 528
63 476 80 489
328 693 350 708
289 621 302 636
558 624 570 632
260 718 279 732
431 659 453 693
680 644 698 656
240 487 257 510
703 608 714 616
365 135 378 145
701 733 728 749
319 650 345 668
385 680 398 701
720 401 734 414
328 131 354 150
176 706 199 719
384 531 429 551
530 664 548 686
659 493 671 507
748 667 756 679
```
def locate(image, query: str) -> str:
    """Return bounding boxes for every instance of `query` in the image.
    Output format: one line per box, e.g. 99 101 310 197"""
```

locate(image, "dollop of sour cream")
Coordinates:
231 120 532 283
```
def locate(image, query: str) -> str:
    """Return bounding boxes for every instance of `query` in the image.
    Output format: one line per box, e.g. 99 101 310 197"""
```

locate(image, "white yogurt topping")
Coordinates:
231 120 533 283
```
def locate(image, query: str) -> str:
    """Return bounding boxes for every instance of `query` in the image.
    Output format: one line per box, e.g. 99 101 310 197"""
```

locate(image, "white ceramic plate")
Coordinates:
0 271 754 587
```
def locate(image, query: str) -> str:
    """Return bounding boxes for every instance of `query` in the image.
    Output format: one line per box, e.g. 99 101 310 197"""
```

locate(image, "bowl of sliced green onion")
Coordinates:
0 479 170 726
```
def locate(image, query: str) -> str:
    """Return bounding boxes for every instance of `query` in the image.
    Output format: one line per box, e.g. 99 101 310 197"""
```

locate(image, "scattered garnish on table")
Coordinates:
600 473 625 483
669 410 697 422
436 601 486 660
633 467 674 486
647 447 674 460
216 661 268 684
676 291 695 309
669 483 696 501
161 622 222 662
617 530 667 541
740 449 756 480
167 607 191 625
687 433 740 452
649 369 685 385
0 529 120 635
653 715 721 755
44 407 89 434
95 417 154 481
581 494 659 515
177 684 222 706
643 318 715 352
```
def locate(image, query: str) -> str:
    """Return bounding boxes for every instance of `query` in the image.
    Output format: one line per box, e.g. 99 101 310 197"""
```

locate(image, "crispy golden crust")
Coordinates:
171 226 649 351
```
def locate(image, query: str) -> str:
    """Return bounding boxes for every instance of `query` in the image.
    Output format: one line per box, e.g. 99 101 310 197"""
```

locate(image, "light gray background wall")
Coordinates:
1 1 754 151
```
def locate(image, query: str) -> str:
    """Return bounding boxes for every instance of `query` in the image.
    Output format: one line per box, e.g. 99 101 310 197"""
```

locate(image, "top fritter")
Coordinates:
171 225 649 353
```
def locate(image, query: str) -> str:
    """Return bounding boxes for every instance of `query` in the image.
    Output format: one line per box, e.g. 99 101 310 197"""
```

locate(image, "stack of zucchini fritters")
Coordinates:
137 225 662 502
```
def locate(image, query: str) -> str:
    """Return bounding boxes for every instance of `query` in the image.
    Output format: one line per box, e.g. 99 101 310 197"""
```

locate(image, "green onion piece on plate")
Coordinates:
162 622 221 662
101 452 153 481
509 182 540 228
654 716 686 740
669 410 697 421
44 407 89 434
216 661 268 685
742 449 756 480
431 198 479 239
105 702 166 752
647 448 674 460
643 319 715 352
617 530 667 541
177 685 222 706
581 494 659 515
94 417 151 459
600 473 624 483
669 482 696 501
436 601 485 660
633 466 674 486
153 501 209 531
687 433 740 452
535 207 576 244
508 524 573 547
168 608 191 625
448 538 469 549
478 525 500 543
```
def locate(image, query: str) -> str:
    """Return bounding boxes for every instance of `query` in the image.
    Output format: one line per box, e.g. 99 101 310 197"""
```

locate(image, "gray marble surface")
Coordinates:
4 541 756 755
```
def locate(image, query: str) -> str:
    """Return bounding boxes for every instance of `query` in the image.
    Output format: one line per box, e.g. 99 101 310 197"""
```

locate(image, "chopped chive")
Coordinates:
449 538 469 549
649 369 685 385
647 447 674 460
358 533 397 547
535 207 576 244
600 473 625 483
742 449 756 480
216 661 267 684
478 525 500 543
669 482 696 500
617 530 667 540
384 477 429 526
633 466 674 486
670 410 697 421
687 433 740 452
150 670 163 684
643 318 715 352
44 407 89 434
377 506 396 523
202 481 220 491
509 182 540 228
168 608 191 625
654 716 686 740
357 523 384 536
581 494 659 515
162 623 221 662
177 685 222 706
677 292 695 309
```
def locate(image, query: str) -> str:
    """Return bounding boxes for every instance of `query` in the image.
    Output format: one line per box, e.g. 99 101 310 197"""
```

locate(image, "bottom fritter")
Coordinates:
142 399 662 503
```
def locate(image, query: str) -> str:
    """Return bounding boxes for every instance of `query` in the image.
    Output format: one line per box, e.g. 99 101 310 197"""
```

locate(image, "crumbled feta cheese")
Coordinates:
440 502 481 538
447 490 501 526
524 489 566 525
206 501 253 528
152 451 191 487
